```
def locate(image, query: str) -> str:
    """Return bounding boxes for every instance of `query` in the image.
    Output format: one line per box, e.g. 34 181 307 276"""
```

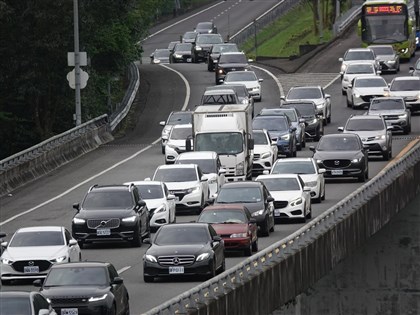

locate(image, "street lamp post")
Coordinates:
73 0 82 126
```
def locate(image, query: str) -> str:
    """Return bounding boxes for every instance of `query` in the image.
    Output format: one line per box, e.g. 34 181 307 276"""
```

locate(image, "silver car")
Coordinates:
338 115 393 160
346 75 387 109
385 76 420 113
159 111 192 154
367 45 400 73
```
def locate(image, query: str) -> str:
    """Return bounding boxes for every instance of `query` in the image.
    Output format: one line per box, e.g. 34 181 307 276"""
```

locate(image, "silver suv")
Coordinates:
368 97 411 135
338 115 393 160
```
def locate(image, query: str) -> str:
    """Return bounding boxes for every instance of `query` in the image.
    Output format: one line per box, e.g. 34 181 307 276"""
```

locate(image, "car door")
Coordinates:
163 183 176 223
208 225 224 268
134 188 148 235
216 157 225 192
244 207 258 243
64 228 79 262
197 166 209 202
298 176 311 212
262 186 274 228
108 265 125 313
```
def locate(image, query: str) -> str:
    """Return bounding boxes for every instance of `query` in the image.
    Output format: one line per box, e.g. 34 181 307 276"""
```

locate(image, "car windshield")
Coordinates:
252 117 288 132
317 136 360 151
183 32 196 39
354 78 387 88
154 168 198 182
82 191 134 210
346 64 374 74
198 210 246 224
219 54 247 63
369 46 394 55
195 132 243 155
223 84 247 97
212 44 238 53
176 159 216 174
201 93 236 104
346 119 385 131
216 187 262 203
10 231 64 247
287 88 322 99
390 80 420 91
175 43 192 51
271 161 315 174
154 49 170 58
258 178 300 191
170 127 191 140
44 266 107 286
154 226 209 245
137 185 164 199
344 51 374 61
196 35 222 44
225 72 257 82
253 132 269 145
0 297 31 315
196 22 212 30
370 99 405 110
261 109 296 122
167 112 192 124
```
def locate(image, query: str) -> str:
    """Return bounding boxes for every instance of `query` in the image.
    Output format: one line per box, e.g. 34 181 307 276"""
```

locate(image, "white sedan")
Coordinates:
223 70 263 101
269 157 326 203
164 124 192 164
252 129 278 176
124 181 176 232
255 174 312 222
341 61 380 95
0 226 81 285
346 75 388 109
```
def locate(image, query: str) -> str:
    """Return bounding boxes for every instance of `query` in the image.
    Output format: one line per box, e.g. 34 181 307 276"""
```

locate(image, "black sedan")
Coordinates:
143 223 225 282
213 181 275 236
310 133 369 182
34 261 129 315
170 43 193 63
0 291 57 315
149 48 171 64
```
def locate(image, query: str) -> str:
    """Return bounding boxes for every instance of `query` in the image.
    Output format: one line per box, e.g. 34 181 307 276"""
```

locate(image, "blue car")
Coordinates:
252 114 297 157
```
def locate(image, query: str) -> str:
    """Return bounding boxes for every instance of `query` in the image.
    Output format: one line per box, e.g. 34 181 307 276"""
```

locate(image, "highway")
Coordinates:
1 1 419 314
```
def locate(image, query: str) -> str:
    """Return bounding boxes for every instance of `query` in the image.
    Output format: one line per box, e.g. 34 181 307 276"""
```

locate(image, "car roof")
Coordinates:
171 123 192 130
347 114 383 120
256 174 300 180
353 75 385 80
124 180 163 186
322 133 359 139
0 291 33 298
160 222 209 229
274 157 314 163
204 88 236 95
177 151 218 160
50 261 110 269
157 164 197 170
88 184 134 193
289 85 321 90
16 226 63 233
346 48 374 52
221 181 262 188
392 76 420 81
372 96 404 101
220 51 245 56
202 204 248 211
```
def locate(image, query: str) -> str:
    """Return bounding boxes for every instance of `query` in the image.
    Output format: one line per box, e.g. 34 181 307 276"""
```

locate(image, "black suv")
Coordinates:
34 261 129 315
192 33 223 63
215 52 251 84
281 101 324 141
72 184 150 248
207 43 239 71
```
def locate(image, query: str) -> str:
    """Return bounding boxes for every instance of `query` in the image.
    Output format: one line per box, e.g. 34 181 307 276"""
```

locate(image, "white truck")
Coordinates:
189 104 254 181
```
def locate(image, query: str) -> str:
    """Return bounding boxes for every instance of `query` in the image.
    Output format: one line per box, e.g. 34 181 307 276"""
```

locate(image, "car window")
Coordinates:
167 112 192 124
346 64 374 74
354 78 387 88
44 266 108 286
64 229 72 244
10 231 65 247
82 191 134 210
317 136 360 151
108 264 119 282
176 159 217 174
271 161 315 174
252 117 288 131
370 46 394 55
33 293 51 313
216 187 262 203
370 99 405 110
208 225 218 238
225 72 257 81
346 119 385 131
253 132 269 145
344 50 374 60
174 43 192 51
137 185 164 199
201 93 236 104
169 126 192 140
154 168 198 182
155 226 210 245
0 296 31 315
219 54 247 64
287 88 322 99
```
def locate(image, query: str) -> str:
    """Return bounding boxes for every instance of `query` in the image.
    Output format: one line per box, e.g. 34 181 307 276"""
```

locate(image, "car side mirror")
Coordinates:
69 239 78 246
143 238 151 244
0 233 6 239
280 96 285 101
201 175 208 181
386 126 394 131
318 168 326 174
144 177 151 181
309 146 316 152
303 186 311 192
338 57 343 62
249 218 257 224
406 104 412 109
267 196 274 203
73 203 80 211
1 241 8 248
212 235 222 243
112 277 124 285
258 78 263 82
248 138 254 150
291 127 297 132
363 145 370 151
150 54 154 58
337 127 344 132
33 279 43 287
218 168 226 175
347 84 352 89
262 170 269 175
248 58 254 62
167 194 176 200
186 137 193 152
325 94 331 99
299 118 305 123
376 70 381 75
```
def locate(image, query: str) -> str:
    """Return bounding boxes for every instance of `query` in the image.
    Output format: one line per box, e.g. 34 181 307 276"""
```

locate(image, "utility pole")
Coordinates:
73 0 81 126
254 20 257 59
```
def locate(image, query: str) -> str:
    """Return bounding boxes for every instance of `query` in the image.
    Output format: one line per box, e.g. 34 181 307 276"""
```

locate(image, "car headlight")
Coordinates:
236 161 244 175
398 113 407 119
195 46 202 51
196 253 210 261
251 209 265 217
387 60 395 64
354 93 360 98
281 134 290 140
352 157 361 163
1 258 14 265
309 118 318 124
153 59 161 64
374 134 386 140
218 69 224 74
260 152 271 159
252 87 259 91
122 215 137 223
144 254 157 263
417 93 420 100
51 256 67 263
174 54 182 58
341 64 346 72
155 204 167 213
290 197 303 207
316 159 323 164
89 294 108 302
73 217 85 224
230 233 247 238
186 186 200 194
305 181 317 187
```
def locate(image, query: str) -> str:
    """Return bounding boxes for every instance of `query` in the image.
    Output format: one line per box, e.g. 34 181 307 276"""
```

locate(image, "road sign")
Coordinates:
67 68 89 89
67 52 87 66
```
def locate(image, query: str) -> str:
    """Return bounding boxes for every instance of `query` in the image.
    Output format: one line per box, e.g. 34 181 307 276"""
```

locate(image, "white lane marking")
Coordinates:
118 266 132 274
0 67 191 226
252 64 284 100
324 74 341 89
141 1 224 41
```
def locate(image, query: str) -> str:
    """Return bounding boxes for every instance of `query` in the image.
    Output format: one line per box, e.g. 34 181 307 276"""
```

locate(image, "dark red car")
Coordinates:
197 204 258 256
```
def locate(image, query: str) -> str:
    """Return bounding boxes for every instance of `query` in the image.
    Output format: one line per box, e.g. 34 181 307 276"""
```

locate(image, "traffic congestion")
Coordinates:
1 2 420 314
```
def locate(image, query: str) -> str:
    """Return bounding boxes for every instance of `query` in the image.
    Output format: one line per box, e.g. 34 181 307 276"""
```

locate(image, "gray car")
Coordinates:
367 45 400 73
368 97 411 134
338 115 393 160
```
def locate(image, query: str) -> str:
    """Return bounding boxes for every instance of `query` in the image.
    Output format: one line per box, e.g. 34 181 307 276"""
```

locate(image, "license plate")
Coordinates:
61 309 78 315
24 266 39 273
331 169 343 175
96 228 111 236
169 266 184 274
187 58 192 62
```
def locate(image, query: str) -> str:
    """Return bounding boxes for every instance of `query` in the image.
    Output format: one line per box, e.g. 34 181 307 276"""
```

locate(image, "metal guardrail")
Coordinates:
144 140 420 315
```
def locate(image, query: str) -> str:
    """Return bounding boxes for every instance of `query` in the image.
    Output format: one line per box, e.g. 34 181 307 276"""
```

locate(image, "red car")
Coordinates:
197 204 258 256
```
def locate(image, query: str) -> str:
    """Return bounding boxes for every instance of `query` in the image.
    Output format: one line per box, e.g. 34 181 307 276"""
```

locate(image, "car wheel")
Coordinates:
321 186 326 201
252 238 259 252
302 137 306 148
327 112 331 124
358 169 367 182
161 145 165 154
124 296 130 315
315 191 322 203
144 275 154 283
292 148 297 157
131 225 142 247
403 126 410 135
346 96 351 107
342 89 346 95
382 149 391 161
142 223 151 240
79 253 82 261
261 217 270 237
207 63 212 71
297 141 302 151
244 241 252 256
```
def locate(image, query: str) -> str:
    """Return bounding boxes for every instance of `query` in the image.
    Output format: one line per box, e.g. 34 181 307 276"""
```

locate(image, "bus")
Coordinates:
358 0 416 60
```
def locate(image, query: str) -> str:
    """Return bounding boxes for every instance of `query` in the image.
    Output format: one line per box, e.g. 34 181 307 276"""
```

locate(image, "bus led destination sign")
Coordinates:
365 5 403 15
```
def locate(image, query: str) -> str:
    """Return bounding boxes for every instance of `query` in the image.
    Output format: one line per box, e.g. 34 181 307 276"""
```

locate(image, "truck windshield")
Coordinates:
195 132 243 155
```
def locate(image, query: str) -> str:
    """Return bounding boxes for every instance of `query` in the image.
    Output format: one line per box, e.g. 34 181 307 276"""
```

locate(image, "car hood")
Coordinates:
144 198 166 210
314 151 362 160
211 223 248 235
345 130 384 138
174 50 191 54
41 285 109 298
77 209 134 219
3 246 67 260
353 86 386 95
166 139 188 149
297 173 319 183
147 244 208 256
254 144 272 154
165 181 199 190
376 55 395 61
270 190 302 200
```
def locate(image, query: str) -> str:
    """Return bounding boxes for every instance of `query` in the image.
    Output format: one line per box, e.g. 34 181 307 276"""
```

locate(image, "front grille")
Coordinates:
274 201 288 209
253 154 260 160
382 115 399 120
12 260 52 272
361 136 376 142
223 66 245 73
158 255 195 266
51 297 90 304
323 159 351 168
360 95 382 102
87 218 120 229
